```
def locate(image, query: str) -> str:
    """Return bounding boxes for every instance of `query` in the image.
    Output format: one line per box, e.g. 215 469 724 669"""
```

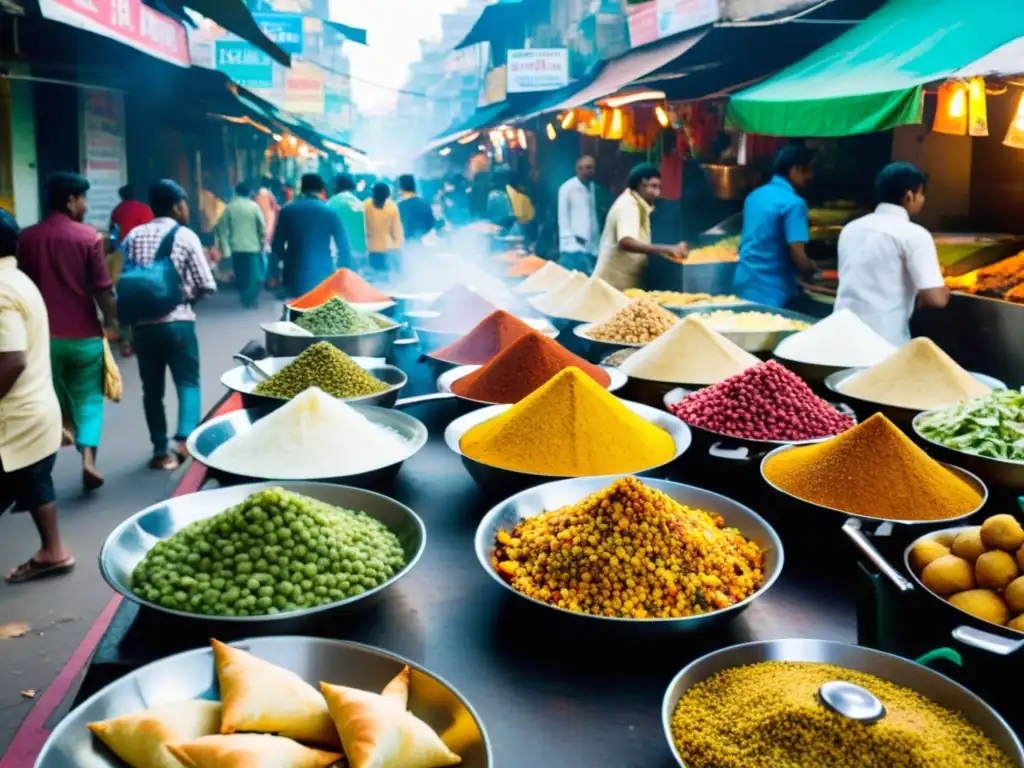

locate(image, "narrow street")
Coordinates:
0 291 276 750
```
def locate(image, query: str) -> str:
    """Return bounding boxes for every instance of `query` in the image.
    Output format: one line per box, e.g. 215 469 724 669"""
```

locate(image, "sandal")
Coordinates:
6 556 76 584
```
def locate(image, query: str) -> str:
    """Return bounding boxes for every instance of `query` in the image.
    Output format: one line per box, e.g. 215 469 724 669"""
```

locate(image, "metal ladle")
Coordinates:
819 681 886 724
233 353 269 382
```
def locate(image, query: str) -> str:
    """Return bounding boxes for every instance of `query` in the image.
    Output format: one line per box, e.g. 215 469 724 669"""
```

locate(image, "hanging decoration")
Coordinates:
1004 90 1024 149
968 77 989 136
933 81 968 135
561 111 576 130
654 105 670 128
546 123 557 140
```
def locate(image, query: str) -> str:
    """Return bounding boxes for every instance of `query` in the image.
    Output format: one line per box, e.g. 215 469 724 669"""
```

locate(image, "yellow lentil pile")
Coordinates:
492 477 765 619
587 298 678 344
671 661 1013 768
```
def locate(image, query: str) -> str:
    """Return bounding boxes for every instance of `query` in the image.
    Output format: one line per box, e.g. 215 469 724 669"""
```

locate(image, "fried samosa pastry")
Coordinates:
168 734 341 768
87 699 221 768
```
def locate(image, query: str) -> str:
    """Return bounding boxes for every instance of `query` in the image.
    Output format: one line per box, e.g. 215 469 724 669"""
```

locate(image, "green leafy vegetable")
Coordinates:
917 389 1024 461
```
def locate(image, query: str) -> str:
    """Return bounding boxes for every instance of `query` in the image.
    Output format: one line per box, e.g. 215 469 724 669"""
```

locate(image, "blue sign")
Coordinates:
216 40 274 89
253 12 304 56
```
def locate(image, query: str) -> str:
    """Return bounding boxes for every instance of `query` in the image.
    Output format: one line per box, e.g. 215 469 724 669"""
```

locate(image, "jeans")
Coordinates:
558 250 597 275
50 336 105 450
133 322 201 456
233 251 264 308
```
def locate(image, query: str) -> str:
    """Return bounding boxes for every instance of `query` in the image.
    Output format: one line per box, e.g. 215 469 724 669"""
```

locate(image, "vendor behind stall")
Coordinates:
834 162 949 346
732 146 817 307
593 164 687 291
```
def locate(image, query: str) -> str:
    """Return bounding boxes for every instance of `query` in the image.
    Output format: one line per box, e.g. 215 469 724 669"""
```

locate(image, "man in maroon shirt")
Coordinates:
18 172 118 491
109 184 154 243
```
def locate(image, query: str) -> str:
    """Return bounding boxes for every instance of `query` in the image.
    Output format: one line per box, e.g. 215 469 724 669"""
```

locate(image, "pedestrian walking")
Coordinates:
397 174 435 243
216 182 266 308
254 176 280 251
0 209 75 584
557 155 600 274
108 184 154 244
18 172 118 491
327 174 367 270
122 180 216 471
364 183 403 277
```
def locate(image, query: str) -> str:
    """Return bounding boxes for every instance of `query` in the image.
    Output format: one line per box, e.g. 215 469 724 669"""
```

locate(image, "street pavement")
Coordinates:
0 289 278 752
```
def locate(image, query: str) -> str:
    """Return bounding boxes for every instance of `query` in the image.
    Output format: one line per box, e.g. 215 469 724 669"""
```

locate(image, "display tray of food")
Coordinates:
670 306 813 353
572 298 680 360
623 289 746 310
945 249 1024 304
37 636 490 767
263 298 404 359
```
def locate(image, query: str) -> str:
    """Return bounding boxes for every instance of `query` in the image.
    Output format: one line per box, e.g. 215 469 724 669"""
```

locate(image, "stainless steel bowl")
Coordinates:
475 476 782 628
677 305 815 353
912 410 1024 491
98 482 426 624
661 638 1024 768
220 356 408 410
444 400 691 492
825 368 1006 431
285 299 397 321
186 403 428 486
36 636 491 768
414 315 558 355
263 317 405 359
436 364 627 411
572 321 654 363
760 443 988 525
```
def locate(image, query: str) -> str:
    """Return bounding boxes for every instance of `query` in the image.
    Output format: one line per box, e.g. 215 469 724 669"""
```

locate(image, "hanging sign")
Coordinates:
216 40 274 89
284 61 325 115
506 49 569 93
627 1 659 47
80 89 127 230
253 12 304 55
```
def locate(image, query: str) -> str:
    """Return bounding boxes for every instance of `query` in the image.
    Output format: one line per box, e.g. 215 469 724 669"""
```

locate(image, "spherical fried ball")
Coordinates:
948 589 1009 626
1007 614 1024 633
951 527 986 563
921 555 975 596
909 539 950 572
975 550 1018 590
980 514 1024 551
1004 576 1024 615
932 530 957 548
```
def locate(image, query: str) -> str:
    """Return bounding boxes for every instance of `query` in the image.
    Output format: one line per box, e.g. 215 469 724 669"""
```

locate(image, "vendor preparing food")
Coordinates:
834 162 949 346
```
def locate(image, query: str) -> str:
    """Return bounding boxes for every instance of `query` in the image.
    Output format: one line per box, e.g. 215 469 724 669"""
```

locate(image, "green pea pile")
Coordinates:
254 342 389 399
295 297 382 335
131 488 406 617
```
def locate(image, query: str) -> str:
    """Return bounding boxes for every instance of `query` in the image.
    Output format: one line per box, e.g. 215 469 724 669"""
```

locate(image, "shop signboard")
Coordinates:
478 65 508 106
626 0 659 47
506 49 569 93
38 0 189 67
655 0 720 38
284 61 325 115
253 12 304 55
80 89 127 231
216 40 274 89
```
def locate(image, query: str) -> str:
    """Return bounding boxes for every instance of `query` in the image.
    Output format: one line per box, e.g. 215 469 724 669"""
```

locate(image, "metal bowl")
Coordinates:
475 476 782 628
572 321 655 363
263 317 405 359
186 404 428 486
912 410 1024 491
661 638 1024 768
760 443 988 525
423 318 560 372
678 305 815 353
98 481 426 624
415 315 558 356
285 299 397 321
220 356 407 410
36 636 491 768
444 400 692 493
825 367 1006 431
437 364 627 411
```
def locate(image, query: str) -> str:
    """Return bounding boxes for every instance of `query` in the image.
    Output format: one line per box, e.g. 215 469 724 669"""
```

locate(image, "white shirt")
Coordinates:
593 190 653 291
834 203 945 347
558 177 598 253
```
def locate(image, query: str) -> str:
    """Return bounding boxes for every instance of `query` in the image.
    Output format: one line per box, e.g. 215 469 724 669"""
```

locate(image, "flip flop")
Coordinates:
6 556 76 584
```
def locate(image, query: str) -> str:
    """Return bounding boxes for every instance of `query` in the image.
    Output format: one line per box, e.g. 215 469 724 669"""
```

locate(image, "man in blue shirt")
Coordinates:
270 174 351 299
732 146 817 307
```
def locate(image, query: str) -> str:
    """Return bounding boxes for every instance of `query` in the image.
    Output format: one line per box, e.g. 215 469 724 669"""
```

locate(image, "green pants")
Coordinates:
50 336 105 449
233 251 264 308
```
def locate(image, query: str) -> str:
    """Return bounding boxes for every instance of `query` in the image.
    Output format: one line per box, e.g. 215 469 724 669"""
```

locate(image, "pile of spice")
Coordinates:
295 297 383 336
253 342 390 400
774 309 896 367
669 360 854 441
533 276 630 322
528 271 587 314
917 389 1024 461
460 367 675 476
211 388 410 479
762 413 983 521
624 289 742 307
698 310 811 332
451 331 610 403
431 310 537 365
419 284 499 334
507 254 548 277
586 298 678 344
515 260 570 292
839 337 992 409
670 660 1013 768
620 316 759 384
289 268 391 309
492 476 765 618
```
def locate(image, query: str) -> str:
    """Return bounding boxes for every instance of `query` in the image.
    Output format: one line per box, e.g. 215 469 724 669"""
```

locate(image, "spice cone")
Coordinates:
620 316 759 384
508 255 548 277
515 260 570 292
432 310 539 365
538 276 630 323
451 331 610 403
528 272 588 315
423 284 499 333
290 268 390 309
460 367 675 476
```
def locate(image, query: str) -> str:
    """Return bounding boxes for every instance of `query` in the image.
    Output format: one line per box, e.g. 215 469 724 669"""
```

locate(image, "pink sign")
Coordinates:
39 0 190 67
627 1 659 48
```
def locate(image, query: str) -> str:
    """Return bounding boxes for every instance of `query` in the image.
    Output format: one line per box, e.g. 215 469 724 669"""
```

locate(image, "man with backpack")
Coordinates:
121 180 216 471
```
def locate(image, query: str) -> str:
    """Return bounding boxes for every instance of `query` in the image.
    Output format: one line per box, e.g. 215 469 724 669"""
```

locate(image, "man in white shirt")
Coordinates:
834 162 949 346
557 155 599 274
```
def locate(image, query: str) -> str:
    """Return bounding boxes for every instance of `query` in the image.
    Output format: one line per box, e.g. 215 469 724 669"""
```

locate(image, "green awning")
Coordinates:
726 0 1024 137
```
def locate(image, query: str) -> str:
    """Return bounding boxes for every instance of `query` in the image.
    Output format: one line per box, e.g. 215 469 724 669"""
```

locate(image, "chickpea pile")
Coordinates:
587 299 678 345
492 477 765 619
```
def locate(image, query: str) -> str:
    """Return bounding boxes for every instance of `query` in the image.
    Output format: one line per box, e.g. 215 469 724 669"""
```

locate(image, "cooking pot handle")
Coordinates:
951 625 1024 656
708 442 751 461
842 518 915 592
395 392 456 408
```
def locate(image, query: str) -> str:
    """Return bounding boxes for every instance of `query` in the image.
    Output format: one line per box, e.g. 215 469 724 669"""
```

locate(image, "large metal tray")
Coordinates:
263 317 404 359
36 636 491 767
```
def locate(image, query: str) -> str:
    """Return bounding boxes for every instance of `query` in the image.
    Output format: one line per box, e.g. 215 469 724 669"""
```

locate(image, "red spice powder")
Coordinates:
451 331 611 403
432 310 538 364
508 255 548 277
290 268 391 308
421 284 498 333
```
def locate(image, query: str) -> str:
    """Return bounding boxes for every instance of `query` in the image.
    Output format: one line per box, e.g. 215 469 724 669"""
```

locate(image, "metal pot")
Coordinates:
676 304 815 354
572 321 648 363
912 410 1024 492
662 638 1023 767
263 317 405 359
